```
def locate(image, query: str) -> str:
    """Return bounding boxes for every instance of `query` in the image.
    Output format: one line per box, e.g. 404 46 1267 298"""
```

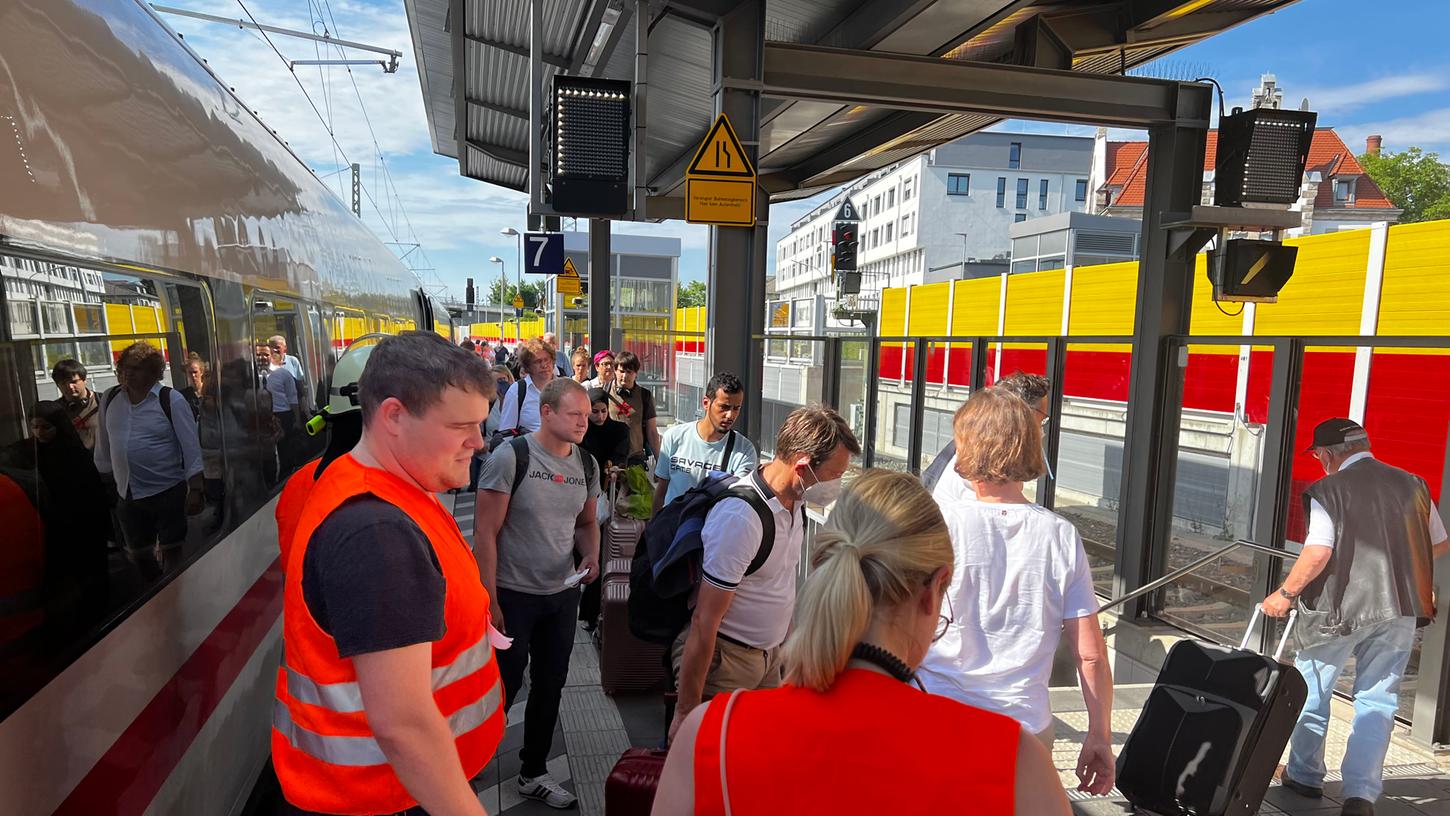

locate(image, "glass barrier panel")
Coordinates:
1157 342 1276 638
871 341 914 473
838 339 871 488
917 340 969 472
756 338 825 459
1054 342 1133 597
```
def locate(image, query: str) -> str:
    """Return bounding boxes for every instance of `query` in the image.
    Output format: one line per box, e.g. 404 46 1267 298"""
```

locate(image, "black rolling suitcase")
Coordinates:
1116 609 1306 816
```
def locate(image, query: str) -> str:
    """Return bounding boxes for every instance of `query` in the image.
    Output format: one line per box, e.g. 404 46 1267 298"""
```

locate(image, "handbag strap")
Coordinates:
717 690 741 816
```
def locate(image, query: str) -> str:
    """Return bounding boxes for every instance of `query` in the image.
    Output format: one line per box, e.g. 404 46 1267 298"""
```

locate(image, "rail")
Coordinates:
1099 538 1298 614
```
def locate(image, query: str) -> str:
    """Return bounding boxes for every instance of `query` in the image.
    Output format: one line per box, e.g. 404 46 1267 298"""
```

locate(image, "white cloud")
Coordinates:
1299 73 1450 114
1339 108 1450 155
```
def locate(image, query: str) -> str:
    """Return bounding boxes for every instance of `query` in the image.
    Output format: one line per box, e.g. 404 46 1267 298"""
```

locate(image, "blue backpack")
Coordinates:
626 473 775 645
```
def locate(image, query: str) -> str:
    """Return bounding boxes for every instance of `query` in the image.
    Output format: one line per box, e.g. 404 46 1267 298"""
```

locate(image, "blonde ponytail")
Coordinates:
782 469 953 691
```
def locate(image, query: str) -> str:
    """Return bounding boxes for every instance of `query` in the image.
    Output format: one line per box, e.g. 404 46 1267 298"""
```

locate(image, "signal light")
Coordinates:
1208 239 1298 303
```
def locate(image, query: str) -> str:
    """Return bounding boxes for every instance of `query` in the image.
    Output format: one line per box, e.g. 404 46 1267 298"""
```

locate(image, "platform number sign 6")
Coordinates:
523 232 564 276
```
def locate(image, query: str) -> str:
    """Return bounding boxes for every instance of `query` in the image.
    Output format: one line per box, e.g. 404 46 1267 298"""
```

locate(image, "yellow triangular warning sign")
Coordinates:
686 114 755 179
557 258 582 295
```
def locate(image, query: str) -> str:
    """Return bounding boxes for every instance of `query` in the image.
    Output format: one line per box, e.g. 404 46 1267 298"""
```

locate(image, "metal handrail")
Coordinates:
1098 538 1298 614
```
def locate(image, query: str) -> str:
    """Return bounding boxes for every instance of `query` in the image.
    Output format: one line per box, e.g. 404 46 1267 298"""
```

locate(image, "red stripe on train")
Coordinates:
55 558 284 816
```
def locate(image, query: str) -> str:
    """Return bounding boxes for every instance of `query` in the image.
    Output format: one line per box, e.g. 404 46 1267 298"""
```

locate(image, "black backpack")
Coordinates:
103 384 175 423
627 473 776 645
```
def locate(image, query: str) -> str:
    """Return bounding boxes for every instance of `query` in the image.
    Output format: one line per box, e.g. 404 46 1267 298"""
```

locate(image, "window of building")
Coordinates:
1335 179 1353 204
1014 213 1028 223
1039 179 1049 210
885 223 893 242
873 195 882 215
901 213 912 235
887 188 896 208
1075 179 1088 202
1015 178 1029 209
947 173 971 195
996 177 1007 208
903 177 915 201
871 228 880 247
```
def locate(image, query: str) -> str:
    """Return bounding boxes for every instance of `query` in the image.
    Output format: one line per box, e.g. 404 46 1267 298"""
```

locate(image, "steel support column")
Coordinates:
1248 337 1304 652
908 341 928 475
863 338 881 468
1037 337 1067 509
589 219 611 352
1412 420 1450 747
969 338 988 392
704 0 768 447
1113 108 1210 619
820 337 842 412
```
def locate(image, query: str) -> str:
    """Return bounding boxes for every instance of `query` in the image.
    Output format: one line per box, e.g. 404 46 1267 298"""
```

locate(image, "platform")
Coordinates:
445 493 1450 816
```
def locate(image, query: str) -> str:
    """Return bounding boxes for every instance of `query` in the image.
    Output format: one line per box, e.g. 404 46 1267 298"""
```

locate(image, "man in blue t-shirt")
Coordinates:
652 371 758 512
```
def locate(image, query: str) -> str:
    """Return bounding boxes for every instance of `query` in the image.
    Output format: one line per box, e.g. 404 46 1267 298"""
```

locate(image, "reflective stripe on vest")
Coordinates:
272 677 503 767
283 635 495 714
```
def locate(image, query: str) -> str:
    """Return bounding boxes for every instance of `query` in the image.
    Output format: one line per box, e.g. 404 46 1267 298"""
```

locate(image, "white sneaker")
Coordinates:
517 772 577 809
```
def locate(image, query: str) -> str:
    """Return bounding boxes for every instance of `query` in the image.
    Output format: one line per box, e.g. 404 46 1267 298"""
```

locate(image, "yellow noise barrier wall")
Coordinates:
879 221 1450 355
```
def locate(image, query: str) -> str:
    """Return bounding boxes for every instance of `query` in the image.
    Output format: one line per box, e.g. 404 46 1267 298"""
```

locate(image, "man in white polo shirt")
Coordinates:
652 371 757 512
668 405 859 743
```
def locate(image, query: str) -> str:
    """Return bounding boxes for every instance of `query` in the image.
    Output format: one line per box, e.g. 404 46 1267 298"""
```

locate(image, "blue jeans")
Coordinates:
1285 616 1416 802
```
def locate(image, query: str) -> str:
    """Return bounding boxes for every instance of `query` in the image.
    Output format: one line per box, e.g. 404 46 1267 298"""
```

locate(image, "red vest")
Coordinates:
694 669 1018 814
271 454 503 815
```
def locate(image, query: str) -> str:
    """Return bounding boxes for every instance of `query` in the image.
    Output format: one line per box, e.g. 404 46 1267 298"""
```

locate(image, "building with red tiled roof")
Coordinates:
1089 117 1401 235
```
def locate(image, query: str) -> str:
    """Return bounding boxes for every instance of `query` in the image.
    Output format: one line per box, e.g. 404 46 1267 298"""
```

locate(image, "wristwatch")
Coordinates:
1278 587 1297 600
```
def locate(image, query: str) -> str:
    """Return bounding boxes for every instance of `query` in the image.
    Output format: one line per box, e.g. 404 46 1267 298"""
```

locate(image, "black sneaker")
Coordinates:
1280 775 1324 799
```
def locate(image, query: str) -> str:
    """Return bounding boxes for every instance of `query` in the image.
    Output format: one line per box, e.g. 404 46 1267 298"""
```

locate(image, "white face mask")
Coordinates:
802 463 844 506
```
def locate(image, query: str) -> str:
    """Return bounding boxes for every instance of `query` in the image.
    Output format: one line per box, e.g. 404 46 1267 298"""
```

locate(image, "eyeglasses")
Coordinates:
933 593 955 642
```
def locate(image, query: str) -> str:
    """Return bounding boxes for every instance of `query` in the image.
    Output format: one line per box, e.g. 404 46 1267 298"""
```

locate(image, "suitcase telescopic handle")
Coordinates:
1239 607 1299 661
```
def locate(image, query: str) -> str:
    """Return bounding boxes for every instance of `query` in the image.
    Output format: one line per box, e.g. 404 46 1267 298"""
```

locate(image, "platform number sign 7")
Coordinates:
523 232 564 276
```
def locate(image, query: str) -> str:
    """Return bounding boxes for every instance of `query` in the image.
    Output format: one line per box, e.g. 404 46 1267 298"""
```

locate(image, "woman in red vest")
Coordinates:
652 469 1070 815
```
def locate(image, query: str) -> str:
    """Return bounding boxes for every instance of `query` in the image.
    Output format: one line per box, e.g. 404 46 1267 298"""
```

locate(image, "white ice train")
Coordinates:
0 1 450 813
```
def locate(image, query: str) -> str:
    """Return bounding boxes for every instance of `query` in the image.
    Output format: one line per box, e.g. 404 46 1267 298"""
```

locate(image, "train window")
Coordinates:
251 294 324 485
0 253 225 717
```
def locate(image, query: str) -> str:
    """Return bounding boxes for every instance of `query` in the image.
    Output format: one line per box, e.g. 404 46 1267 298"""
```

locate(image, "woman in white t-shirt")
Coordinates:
916 387 1116 797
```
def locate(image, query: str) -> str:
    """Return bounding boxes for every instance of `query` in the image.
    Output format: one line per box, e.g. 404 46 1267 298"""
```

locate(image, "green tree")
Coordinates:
486 280 545 308
1358 147 1450 223
677 280 707 308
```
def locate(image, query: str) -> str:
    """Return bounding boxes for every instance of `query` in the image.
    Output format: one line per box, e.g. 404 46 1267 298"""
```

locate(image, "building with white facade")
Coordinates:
773 131 1094 307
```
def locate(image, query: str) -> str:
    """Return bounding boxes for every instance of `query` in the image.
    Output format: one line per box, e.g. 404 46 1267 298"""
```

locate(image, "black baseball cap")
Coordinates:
1303 418 1368 453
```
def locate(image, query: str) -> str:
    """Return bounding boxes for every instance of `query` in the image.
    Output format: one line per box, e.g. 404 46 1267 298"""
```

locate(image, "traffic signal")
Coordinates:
465 277 476 307
1208 239 1298 302
833 223 858 272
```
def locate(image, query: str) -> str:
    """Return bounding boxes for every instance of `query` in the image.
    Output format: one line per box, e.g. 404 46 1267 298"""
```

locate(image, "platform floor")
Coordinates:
447 492 1450 816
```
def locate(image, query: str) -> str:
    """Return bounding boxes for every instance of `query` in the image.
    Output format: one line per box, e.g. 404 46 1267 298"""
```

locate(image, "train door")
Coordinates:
250 292 324 485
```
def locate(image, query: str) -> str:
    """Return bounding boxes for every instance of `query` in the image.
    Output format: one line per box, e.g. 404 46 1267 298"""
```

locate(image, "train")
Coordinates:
0 1 450 813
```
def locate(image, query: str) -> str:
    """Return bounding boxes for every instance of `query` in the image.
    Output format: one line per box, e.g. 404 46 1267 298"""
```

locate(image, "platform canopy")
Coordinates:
404 0 1301 202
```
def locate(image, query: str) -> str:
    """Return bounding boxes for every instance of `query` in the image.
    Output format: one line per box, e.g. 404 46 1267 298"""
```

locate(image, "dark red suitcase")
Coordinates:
606 514 646 560
600 575 673 694
604 748 667 815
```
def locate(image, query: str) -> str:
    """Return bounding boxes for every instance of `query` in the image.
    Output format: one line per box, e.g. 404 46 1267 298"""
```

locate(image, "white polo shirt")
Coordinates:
700 469 804 650
495 375 545 434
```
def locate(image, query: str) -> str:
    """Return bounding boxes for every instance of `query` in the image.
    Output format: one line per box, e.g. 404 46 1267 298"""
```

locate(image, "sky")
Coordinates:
166 0 1450 299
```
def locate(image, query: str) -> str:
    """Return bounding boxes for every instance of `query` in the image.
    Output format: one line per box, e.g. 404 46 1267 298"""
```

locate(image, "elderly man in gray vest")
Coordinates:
1261 418 1449 816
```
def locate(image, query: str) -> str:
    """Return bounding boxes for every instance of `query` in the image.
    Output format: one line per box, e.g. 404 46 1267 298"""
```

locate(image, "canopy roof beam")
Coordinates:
759 42 1213 129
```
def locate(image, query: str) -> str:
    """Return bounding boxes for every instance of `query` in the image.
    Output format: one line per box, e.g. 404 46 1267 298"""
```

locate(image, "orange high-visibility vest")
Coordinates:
274 455 322 568
693 669 1019 815
271 454 503 815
